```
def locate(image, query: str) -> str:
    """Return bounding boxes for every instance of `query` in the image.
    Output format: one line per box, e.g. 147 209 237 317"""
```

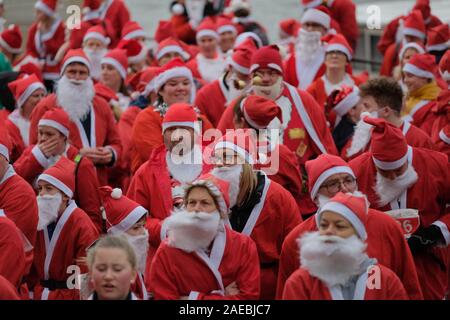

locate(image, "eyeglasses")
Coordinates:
319 177 357 194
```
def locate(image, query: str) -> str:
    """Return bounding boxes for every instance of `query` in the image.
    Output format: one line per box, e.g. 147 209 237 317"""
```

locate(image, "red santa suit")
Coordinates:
29 158 99 300
435 126 450 161
0 210 26 288
91 0 130 47
0 275 21 300
349 117 450 300
284 49 326 90
427 89 450 138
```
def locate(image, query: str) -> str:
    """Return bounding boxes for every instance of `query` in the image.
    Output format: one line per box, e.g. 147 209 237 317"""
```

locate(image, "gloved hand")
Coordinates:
407 225 445 254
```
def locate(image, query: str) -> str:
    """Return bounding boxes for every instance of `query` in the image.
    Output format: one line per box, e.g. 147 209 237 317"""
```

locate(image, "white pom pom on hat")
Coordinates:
172 3 184 15
111 188 123 199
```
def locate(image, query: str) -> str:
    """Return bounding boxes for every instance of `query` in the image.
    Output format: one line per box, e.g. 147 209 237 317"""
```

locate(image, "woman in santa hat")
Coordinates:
210 130 302 299
99 187 150 300
0 24 22 72
283 192 408 300
149 173 260 300
86 235 140 300
393 42 425 92
154 37 191 67
5 74 46 162
29 157 99 300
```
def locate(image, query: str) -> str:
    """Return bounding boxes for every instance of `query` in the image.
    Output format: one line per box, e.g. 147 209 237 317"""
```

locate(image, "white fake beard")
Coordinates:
252 76 283 101
166 145 203 183
122 230 149 274
225 74 250 103
346 111 378 158
37 193 62 231
56 75 95 121
375 165 418 207
300 232 367 287
211 165 243 208
84 48 107 81
297 29 322 63
166 209 221 253
15 113 30 146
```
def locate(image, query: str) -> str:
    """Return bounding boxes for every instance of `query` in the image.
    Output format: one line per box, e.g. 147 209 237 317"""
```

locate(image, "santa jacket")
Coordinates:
149 225 260 300
195 77 227 127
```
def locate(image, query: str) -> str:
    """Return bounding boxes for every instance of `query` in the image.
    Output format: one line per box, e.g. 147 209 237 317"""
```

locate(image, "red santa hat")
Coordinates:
317 192 368 240
8 74 46 109
235 32 263 48
325 33 353 61
413 0 431 23
100 186 148 234
279 19 301 38
439 50 450 82
216 16 238 35
154 20 175 43
38 108 70 138
154 58 195 102
250 45 283 74
438 125 450 145
300 6 331 30
156 38 191 62
305 154 356 201
301 0 323 9
38 157 76 198
426 24 450 52
185 173 230 215
229 38 257 75
0 120 11 162
117 39 147 65
101 49 128 79
61 49 92 75
214 129 258 165
402 10 426 40
240 95 282 129
121 21 146 41
94 82 118 105
18 62 44 82
196 17 219 42
331 85 360 117
137 66 160 96
162 102 199 133
363 117 409 170
83 25 110 46
82 0 101 11
403 53 437 79
0 24 22 54
34 0 57 18
398 41 425 60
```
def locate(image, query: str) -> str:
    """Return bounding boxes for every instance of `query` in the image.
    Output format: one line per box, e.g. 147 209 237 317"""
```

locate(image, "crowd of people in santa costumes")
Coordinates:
0 0 449 301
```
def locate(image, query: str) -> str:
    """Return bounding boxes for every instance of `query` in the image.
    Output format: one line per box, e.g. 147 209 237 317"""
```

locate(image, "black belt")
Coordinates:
260 262 278 269
40 279 69 291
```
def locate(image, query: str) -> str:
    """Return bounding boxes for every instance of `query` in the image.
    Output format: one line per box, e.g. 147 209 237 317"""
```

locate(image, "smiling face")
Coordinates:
198 36 218 59
403 71 430 93
158 77 192 105
90 247 136 300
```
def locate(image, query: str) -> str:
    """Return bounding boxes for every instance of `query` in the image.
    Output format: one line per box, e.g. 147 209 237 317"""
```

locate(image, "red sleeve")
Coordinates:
26 24 38 56
0 218 26 287
282 270 310 300
13 146 45 184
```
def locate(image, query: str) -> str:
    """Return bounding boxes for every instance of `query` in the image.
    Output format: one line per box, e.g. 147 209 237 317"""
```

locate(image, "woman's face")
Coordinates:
318 211 356 238
186 187 218 214
90 247 136 300
159 77 191 105
22 88 46 118
101 63 123 91
403 71 429 93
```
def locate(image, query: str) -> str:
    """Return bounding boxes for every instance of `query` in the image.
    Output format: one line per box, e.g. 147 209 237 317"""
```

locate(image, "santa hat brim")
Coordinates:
0 35 21 54
123 30 147 41
101 57 127 79
326 43 352 61
196 30 219 41
128 47 148 65
399 42 425 59
403 62 434 79
372 146 410 170
218 25 238 35
156 45 190 61
301 9 330 29
83 32 111 46
17 82 46 109
107 206 148 234
214 141 255 164
162 121 200 134
403 28 426 40
310 166 356 201
61 56 92 76
38 119 69 137
38 174 73 198
34 1 56 18
333 89 360 117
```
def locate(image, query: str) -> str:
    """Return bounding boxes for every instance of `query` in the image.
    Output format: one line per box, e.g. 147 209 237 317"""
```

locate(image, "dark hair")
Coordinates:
359 77 404 114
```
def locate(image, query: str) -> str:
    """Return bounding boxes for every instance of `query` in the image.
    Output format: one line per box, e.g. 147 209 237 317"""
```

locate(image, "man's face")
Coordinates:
376 162 408 180
403 71 430 93
64 63 90 82
83 39 107 51
163 126 195 154
358 95 379 114
325 50 348 70
219 31 236 53
198 36 218 58
38 125 65 145
253 68 281 87
318 173 357 198
302 22 327 36
186 187 218 214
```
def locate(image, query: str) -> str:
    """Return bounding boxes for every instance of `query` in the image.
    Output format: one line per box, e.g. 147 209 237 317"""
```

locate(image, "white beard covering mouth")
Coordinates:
122 230 149 274
211 165 243 208
296 29 322 64
84 48 107 81
37 193 63 231
225 73 250 104
165 208 221 253
299 232 367 287
56 75 95 121
375 164 418 207
252 76 283 101
347 111 377 158
166 145 203 183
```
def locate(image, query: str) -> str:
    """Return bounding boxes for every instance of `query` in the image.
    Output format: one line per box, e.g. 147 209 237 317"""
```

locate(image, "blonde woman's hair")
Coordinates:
87 235 137 270
237 164 257 207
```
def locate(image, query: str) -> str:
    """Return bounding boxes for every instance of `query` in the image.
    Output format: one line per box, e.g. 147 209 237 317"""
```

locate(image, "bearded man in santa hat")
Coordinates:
149 173 260 300
127 103 211 263
283 192 408 300
276 153 423 300
82 25 110 81
195 38 257 127
341 77 434 161
14 108 103 233
28 157 99 300
28 49 122 186
210 129 302 299
217 44 337 215
349 116 450 300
